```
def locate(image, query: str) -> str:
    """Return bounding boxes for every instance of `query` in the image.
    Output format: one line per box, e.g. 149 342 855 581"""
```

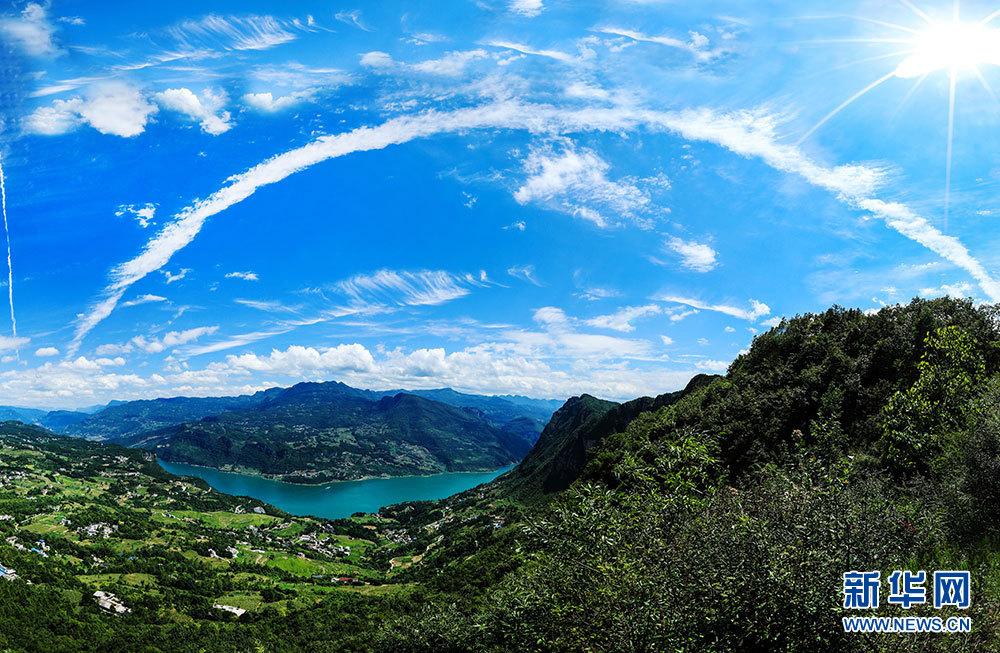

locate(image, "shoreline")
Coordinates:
156 458 517 489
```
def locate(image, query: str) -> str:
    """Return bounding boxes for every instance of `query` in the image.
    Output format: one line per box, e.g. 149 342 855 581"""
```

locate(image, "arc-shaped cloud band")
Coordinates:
69 100 1000 354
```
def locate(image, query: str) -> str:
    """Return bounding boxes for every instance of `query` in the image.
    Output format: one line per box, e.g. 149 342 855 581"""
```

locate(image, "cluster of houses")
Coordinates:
77 522 118 539
207 546 240 559
381 528 415 545
93 590 131 615
296 532 351 558
213 604 246 617
0 562 17 580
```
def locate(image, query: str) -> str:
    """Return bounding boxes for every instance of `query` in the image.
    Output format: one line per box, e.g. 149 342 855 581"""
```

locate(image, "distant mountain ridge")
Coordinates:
2 382 560 444
118 381 535 483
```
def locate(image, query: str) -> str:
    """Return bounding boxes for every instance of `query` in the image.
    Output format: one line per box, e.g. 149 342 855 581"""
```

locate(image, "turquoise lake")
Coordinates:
157 460 513 520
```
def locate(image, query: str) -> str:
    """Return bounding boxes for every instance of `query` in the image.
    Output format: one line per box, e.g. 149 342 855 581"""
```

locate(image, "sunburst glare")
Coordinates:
800 1 1000 230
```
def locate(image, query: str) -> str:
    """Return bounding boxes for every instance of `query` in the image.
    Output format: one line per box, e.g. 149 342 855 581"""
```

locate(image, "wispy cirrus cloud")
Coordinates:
168 14 298 52
596 27 720 62
484 40 577 64
69 100 1000 354
654 295 770 322
120 294 167 308
334 269 477 309
334 10 371 32
585 304 662 332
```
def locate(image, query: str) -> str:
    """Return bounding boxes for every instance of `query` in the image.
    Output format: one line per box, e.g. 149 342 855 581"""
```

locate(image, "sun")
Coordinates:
895 20 1000 78
798 2 1000 230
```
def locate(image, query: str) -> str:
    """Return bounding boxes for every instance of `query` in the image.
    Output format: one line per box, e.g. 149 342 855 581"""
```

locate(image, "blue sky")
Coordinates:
1 0 1000 407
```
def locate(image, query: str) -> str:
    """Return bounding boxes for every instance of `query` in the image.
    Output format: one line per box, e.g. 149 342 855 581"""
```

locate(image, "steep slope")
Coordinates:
119 384 533 483
492 374 721 503
358 387 560 441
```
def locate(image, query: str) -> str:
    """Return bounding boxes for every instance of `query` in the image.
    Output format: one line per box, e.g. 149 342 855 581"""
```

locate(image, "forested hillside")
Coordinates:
118 384 534 482
4 297 1000 651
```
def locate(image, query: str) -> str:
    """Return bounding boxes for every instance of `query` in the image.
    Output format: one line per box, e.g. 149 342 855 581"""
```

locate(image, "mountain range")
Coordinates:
0 381 561 483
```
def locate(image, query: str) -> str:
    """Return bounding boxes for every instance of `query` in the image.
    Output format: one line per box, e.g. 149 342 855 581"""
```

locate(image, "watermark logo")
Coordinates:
934 571 971 609
843 570 881 609
842 570 971 634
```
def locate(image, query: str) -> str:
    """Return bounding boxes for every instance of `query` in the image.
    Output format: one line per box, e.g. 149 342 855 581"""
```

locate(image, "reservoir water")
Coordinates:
157 460 513 520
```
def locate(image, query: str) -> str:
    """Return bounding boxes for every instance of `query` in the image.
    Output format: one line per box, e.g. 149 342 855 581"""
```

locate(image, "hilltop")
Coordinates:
116 383 534 482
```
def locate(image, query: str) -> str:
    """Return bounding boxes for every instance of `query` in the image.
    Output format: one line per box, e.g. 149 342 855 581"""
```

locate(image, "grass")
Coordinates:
169 510 280 529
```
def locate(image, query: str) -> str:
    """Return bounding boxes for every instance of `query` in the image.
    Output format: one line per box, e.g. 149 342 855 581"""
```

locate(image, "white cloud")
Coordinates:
664 236 717 272
155 88 232 135
515 140 662 228
26 82 158 137
724 326 736 333
411 50 488 76
131 326 219 354
533 306 569 328
116 203 157 229
918 282 975 299
760 316 782 328
485 40 576 64
0 336 29 352
335 269 473 308
669 308 698 322
695 359 730 372
161 268 190 284
225 271 259 281
507 265 541 286
224 343 376 376
243 91 310 112
121 294 167 308
68 101 1000 353
234 298 297 313
510 0 544 17
360 51 395 68
656 295 770 322
95 343 133 356
585 304 661 332
597 27 720 62
176 329 291 357
334 10 370 31
503 221 526 231
0 3 58 56
34 347 58 357
577 287 620 301
169 14 297 52
660 335 674 345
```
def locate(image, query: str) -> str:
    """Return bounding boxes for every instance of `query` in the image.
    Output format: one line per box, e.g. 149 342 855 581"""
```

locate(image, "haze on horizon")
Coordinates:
1 0 999 409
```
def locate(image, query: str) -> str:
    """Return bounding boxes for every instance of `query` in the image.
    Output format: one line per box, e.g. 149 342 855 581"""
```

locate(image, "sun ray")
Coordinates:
796 70 898 144
972 65 1000 103
827 49 918 72
898 0 936 26
893 71 930 115
798 50 917 83
844 15 925 34
799 38 917 45
979 7 1000 26
945 68 957 231
793 15 924 35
